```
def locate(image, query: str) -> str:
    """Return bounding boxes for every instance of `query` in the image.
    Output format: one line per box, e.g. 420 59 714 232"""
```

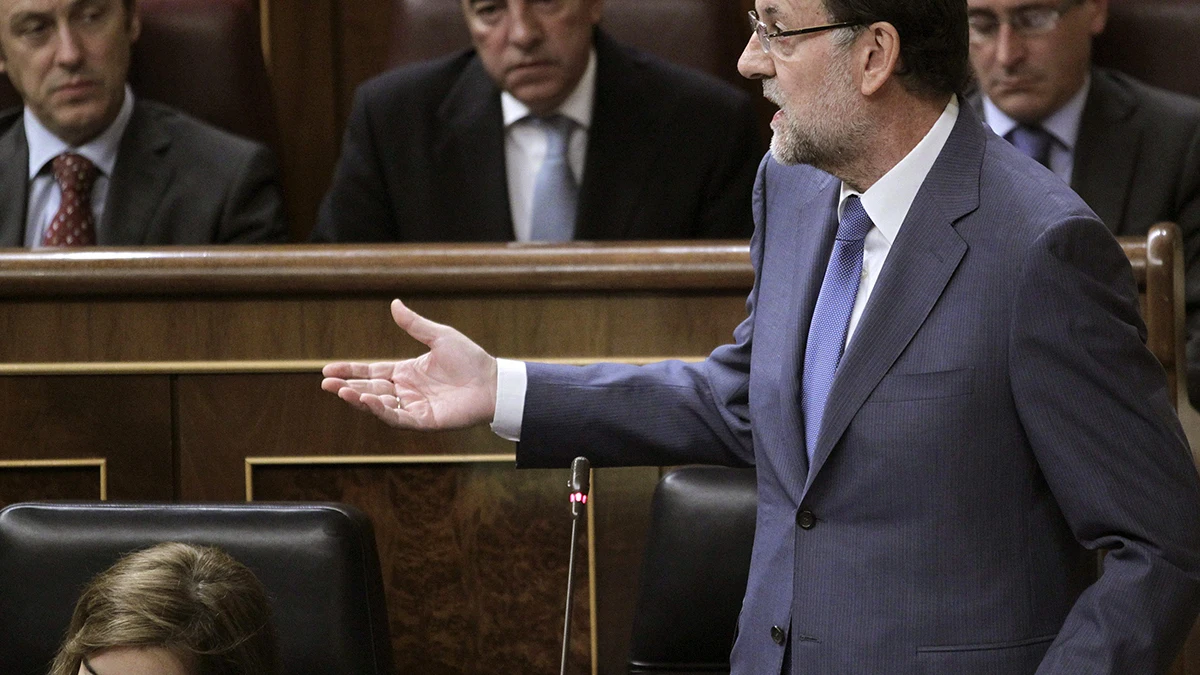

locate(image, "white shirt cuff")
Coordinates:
490 358 527 441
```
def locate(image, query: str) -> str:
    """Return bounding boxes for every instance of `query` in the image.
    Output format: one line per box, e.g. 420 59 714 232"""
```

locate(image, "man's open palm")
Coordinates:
321 300 498 430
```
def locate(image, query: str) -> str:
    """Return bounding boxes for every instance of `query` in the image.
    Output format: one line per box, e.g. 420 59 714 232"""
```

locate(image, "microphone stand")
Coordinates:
560 457 590 675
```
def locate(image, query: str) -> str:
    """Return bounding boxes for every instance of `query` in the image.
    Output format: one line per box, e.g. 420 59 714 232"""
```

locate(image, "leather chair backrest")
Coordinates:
1094 0 1200 99
388 0 747 87
627 466 757 675
0 0 278 148
0 502 394 675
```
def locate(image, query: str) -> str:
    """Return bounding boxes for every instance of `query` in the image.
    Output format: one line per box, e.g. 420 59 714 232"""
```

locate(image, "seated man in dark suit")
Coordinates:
965 0 1200 406
312 0 762 243
0 0 288 247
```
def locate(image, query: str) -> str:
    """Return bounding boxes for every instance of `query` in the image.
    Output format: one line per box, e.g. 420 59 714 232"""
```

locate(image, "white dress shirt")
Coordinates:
490 96 961 441
981 76 1089 185
501 49 596 242
24 85 136 248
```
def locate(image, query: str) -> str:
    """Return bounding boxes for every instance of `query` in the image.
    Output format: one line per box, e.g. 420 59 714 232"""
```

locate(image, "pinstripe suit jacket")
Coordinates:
517 102 1200 673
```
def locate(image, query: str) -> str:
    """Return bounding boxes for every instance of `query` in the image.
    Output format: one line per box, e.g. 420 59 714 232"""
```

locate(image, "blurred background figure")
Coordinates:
965 0 1200 406
312 0 761 243
0 0 287 246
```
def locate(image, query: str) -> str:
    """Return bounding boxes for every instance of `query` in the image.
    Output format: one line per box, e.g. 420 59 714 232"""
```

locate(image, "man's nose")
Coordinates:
738 34 775 80
508 3 544 49
994 22 1026 68
54 24 85 69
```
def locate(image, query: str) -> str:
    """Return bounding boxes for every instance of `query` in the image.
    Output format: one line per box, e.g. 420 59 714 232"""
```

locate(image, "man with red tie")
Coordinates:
0 0 287 246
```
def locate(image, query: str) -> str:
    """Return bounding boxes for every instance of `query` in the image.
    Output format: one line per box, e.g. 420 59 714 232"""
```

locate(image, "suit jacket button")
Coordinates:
771 625 786 645
797 509 816 530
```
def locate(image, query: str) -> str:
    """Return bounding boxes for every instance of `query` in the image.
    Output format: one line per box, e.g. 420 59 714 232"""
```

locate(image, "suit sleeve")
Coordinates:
311 85 399 242
515 158 772 469
693 94 761 239
216 143 289 243
1008 216 1200 673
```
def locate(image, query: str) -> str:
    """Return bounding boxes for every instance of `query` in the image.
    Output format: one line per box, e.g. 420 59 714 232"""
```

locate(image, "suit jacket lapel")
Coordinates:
801 104 980 495
0 115 29 247
770 168 840 486
575 32 663 240
435 59 513 241
102 101 172 245
1072 68 1139 234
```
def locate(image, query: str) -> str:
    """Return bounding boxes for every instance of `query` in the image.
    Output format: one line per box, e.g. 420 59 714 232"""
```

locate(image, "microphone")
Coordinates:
568 456 590 517
560 456 590 675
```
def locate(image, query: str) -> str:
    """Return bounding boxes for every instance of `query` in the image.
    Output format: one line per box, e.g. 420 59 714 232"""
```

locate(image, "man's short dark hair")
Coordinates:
824 0 971 98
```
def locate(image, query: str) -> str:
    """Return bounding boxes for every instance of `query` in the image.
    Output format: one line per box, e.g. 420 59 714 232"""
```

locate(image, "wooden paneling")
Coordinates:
0 243 746 675
250 459 591 674
0 376 173 505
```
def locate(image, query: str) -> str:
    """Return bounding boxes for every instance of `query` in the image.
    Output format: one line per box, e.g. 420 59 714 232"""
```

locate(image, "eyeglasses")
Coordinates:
967 0 1086 41
747 10 861 56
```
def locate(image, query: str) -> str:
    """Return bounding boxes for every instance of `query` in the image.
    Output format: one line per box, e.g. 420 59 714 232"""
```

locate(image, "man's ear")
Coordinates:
857 22 901 97
128 1 142 43
1089 0 1109 36
587 0 604 25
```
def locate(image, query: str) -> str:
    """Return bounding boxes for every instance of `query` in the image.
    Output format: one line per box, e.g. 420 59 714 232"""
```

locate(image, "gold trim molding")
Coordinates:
0 458 107 499
0 356 704 377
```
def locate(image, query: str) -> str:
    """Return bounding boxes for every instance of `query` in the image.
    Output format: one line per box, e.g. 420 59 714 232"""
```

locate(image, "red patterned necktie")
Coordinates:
42 152 100 247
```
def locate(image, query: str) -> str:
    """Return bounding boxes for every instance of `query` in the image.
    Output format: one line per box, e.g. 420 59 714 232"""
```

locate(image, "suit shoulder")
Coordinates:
600 37 752 110
353 50 478 111
976 131 1101 239
1094 68 1200 127
135 99 270 158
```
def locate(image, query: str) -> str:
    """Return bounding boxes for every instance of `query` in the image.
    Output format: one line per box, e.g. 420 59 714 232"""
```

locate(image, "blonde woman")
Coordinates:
49 542 279 675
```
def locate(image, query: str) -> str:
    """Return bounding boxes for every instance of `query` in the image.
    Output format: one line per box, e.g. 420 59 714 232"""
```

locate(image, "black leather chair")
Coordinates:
0 502 394 675
1094 0 1200 99
627 466 757 675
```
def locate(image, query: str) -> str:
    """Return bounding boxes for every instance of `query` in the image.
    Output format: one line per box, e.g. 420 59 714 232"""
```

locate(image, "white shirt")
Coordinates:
981 76 1089 184
501 49 596 242
490 95 961 442
24 85 135 248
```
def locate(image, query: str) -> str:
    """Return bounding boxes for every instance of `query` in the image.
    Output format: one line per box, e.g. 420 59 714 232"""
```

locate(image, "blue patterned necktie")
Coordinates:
1006 124 1054 169
801 195 874 464
529 115 578 242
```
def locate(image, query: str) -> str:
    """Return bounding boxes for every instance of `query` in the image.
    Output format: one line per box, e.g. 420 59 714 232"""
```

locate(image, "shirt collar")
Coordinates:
501 47 596 129
981 74 1089 151
839 95 960 244
26 84 135 180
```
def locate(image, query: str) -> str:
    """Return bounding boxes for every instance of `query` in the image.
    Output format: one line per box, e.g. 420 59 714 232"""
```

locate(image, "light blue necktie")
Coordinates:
1006 124 1054 169
529 115 578 242
801 195 873 464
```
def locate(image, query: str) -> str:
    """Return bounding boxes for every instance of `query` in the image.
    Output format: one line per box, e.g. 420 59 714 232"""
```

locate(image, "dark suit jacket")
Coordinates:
970 68 1200 408
311 31 761 242
516 103 1200 673
0 99 288 246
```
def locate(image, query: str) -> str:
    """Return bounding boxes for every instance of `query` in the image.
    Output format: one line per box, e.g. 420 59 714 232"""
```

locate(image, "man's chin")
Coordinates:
506 81 570 115
43 108 113 145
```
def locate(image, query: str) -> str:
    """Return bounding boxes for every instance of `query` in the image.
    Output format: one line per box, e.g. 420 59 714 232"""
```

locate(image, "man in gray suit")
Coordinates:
0 0 287 246
323 0 1200 672
965 0 1200 407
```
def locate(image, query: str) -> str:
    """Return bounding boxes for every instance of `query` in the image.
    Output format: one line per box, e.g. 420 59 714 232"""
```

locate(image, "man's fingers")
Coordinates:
342 378 402 396
391 299 451 347
321 377 347 393
323 362 374 379
360 393 421 429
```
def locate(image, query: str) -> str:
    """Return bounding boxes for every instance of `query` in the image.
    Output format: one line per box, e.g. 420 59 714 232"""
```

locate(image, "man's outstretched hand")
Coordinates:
321 300 499 430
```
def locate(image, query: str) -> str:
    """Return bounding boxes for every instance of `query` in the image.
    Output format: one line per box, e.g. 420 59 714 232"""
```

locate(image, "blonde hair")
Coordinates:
49 542 280 675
